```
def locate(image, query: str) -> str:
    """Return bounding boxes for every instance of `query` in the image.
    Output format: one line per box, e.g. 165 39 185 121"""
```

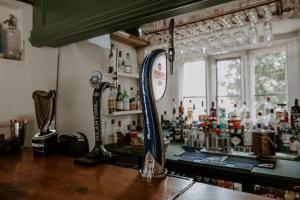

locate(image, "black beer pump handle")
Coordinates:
168 18 175 75
92 82 110 146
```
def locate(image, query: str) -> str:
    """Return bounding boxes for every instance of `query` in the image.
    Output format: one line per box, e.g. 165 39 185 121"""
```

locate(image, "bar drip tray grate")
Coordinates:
175 151 275 171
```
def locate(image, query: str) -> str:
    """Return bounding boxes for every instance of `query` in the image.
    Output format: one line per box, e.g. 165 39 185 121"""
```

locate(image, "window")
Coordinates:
216 58 242 112
254 51 287 113
182 61 206 118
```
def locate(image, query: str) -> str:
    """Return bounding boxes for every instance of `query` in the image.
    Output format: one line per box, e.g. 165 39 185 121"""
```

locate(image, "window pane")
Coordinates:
217 59 241 96
255 52 287 95
254 51 287 114
183 97 207 119
182 61 206 97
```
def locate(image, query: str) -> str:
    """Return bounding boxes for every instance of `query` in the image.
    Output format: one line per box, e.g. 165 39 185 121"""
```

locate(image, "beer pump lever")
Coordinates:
75 71 113 165
140 18 175 179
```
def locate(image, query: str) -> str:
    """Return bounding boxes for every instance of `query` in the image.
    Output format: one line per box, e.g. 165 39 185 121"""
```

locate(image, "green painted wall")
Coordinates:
30 0 234 47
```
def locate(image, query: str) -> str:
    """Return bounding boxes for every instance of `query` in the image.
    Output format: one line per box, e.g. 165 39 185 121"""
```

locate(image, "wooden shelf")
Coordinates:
106 110 142 116
110 31 149 48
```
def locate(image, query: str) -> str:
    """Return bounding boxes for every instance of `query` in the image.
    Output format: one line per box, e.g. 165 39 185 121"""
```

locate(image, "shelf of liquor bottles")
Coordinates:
162 98 300 157
106 110 142 116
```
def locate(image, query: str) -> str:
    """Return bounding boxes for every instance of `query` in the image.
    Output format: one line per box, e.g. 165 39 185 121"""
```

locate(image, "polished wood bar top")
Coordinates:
0 150 273 200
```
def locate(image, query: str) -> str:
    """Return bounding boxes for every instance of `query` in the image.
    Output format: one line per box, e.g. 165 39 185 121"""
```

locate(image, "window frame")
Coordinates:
178 45 289 120
249 46 288 118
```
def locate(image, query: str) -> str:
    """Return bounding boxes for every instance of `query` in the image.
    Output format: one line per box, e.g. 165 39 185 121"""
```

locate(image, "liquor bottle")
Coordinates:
118 50 125 72
108 44 115 73
239 101 249 122
117 121 123 145
132 120 137 131
256 112 264 130
179 100 184 118
187 99 193 123
228 104 238 120
172 98 177 117
136 90 141 110
2 15 21 60
116 85 124 111
278 119 291 152
243 111 253 146
124 53 132 73
291 99 300 133
111 119 117 144
108 87 115 114
264 97 273 114
267 109 276 131
163 111 168 121
218 99 226 120
192 104 198 124
123 89 130 111
210 101 217 118
129 87 136 110
136 117 143 131
219 108 227 130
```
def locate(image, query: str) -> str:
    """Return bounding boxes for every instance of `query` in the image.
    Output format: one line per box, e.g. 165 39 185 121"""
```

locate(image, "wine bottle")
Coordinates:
116 85 124 111
108 44 115 73
123 89 130 111
124 53 132 73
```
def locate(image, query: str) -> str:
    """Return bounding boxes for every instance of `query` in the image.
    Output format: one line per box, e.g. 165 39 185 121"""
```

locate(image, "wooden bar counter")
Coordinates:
0 149 272 200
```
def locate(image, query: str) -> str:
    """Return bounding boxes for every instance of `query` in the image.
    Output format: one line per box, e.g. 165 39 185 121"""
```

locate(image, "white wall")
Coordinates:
56 41 140 150
0 1 58 146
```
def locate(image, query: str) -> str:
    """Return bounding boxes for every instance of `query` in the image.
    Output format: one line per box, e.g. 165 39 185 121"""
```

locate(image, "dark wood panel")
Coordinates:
43 0 67 25
30 0 235 47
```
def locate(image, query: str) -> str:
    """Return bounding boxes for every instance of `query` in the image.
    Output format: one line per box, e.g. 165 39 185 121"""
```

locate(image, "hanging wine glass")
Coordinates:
263 7 273 46
248 9 259 46
232 14 247 48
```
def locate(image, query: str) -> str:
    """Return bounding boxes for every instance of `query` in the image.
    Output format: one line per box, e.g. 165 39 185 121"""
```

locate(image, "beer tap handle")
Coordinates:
111 47 119 88
168 18 175 75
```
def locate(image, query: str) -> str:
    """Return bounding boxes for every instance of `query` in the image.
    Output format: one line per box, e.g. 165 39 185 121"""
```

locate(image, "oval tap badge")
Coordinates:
151 53 167 101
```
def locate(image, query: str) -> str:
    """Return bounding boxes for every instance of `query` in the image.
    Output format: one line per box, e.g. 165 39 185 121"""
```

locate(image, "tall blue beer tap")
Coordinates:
140 19 175 179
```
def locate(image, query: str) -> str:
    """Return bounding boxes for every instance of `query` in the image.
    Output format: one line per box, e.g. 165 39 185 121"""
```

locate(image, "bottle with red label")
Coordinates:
209 101 217 128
